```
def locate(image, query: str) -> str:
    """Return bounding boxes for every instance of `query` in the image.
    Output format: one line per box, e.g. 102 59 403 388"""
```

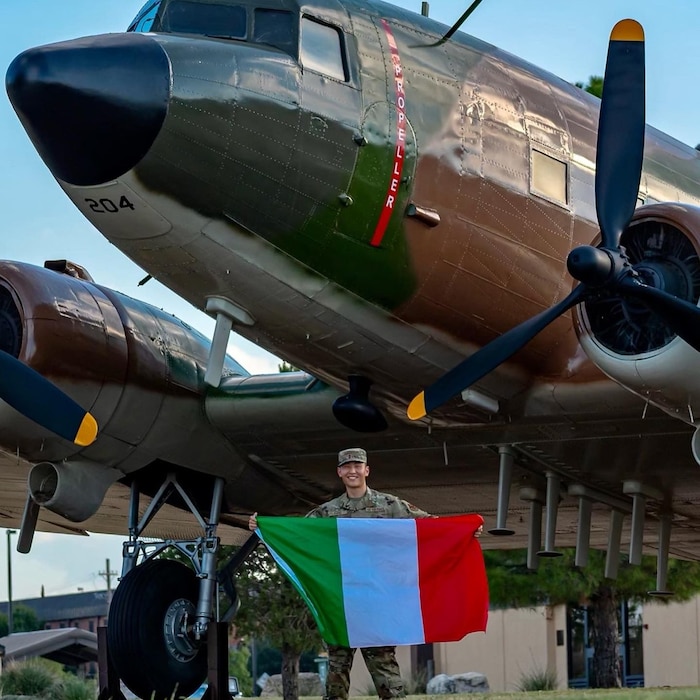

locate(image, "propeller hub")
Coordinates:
567 246 614 287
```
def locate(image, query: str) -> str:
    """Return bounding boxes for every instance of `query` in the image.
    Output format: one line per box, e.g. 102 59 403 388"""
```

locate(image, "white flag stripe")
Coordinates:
338 519 425 646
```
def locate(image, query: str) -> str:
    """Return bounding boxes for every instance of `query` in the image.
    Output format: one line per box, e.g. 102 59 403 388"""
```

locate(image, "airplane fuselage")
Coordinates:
9 0 700 425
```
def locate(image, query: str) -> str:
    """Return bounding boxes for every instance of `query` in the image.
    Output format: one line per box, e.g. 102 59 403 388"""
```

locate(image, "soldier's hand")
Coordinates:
475 525 484 538
248 512 258 531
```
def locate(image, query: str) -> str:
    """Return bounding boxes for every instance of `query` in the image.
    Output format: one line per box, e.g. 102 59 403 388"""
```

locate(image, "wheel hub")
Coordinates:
163 597 199 662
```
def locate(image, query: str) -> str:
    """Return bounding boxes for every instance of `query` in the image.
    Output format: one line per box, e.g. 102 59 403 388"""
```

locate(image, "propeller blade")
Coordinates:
618 276 700 352
408 285 586 420
595 19 645 249
0 350 98 446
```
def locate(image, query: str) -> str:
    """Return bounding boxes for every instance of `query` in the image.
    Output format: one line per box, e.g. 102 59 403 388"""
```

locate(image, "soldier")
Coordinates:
249 447 432 700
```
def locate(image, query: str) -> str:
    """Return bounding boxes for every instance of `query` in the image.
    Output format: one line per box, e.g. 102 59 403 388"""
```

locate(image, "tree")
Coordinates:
229 644 254 696
485 548 700 688
0 604 43 637
278 361 297 373
575 75 604 99
233 546 322 700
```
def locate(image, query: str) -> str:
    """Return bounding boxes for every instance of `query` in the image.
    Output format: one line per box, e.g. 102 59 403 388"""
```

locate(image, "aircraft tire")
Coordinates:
108 558 207 700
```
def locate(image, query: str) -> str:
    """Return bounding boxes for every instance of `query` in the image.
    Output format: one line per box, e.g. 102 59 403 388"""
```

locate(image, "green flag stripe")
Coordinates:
257 517 349 646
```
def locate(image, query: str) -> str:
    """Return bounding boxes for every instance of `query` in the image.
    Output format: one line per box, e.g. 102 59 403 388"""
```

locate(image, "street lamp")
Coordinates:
7 530 16 635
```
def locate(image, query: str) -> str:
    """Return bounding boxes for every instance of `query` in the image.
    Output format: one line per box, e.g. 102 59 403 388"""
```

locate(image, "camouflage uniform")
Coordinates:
307 487 430 700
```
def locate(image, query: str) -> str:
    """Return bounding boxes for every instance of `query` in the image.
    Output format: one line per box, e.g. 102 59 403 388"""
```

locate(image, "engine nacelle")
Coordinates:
0 260 246 472
28 460 121 521
575 203 700 426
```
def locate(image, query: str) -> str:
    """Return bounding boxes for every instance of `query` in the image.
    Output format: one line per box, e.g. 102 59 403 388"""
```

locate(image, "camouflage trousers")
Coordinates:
324 645 405 700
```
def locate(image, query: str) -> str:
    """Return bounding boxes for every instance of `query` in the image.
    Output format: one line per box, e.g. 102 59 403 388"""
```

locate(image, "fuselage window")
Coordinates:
531 149 568 205
160 1 247 39
300 17 346 81
128 0 163 32
254 9 295 55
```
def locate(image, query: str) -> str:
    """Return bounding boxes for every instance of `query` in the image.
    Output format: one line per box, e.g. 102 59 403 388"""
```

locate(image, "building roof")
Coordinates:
0 590 110 622
0 628 98 666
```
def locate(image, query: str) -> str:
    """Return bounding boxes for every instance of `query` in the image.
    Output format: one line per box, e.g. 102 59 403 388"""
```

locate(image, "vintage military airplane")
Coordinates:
5 0 700 697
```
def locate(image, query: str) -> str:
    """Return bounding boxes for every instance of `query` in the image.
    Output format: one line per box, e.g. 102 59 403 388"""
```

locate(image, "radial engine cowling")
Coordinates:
574 203 700 424
0 260 244 469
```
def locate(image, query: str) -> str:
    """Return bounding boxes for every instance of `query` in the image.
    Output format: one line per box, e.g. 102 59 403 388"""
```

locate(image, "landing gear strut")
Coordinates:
106 472 248 700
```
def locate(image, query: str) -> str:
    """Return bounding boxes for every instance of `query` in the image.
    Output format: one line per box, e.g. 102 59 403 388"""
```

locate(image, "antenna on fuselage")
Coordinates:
421 2 429 17
415 0 486 48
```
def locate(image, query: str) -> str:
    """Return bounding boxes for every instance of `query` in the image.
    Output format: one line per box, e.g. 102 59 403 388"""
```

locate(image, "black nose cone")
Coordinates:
6 33 170 187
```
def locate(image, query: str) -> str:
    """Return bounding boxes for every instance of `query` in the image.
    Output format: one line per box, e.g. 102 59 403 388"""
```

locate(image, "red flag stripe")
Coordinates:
416 514 489 641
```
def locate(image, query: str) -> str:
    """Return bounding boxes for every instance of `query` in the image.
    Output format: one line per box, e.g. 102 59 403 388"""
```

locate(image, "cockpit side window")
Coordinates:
300 17 346 82
160 1 247 38
253 9 295 55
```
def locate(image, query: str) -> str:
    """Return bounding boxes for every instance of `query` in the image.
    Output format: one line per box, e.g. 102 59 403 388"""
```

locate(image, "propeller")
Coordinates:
0 349 98 446
408 19 700 421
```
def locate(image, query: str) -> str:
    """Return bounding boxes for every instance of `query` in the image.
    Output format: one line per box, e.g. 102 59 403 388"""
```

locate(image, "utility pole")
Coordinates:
7 529 16 635
99 558 118 604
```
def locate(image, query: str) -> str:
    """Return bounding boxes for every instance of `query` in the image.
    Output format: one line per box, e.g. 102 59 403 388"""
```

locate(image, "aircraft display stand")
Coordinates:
97 626 126 700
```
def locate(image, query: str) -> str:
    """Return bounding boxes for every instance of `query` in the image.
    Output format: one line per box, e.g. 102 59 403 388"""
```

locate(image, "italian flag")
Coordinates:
255 514 488 647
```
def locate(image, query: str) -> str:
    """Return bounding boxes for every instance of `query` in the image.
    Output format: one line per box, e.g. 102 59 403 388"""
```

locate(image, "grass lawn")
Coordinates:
401 690 700 700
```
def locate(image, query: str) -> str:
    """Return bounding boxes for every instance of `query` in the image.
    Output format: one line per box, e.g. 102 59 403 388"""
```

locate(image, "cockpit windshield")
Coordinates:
161 1 247 38
128 0 161 32
128 0 296 56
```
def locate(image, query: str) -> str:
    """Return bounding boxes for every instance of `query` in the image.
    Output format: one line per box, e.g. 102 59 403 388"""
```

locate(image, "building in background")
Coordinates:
349 597 700 693
0 590 110 634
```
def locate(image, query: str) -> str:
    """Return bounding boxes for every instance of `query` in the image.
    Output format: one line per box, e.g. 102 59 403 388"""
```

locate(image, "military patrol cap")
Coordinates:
337 447 367 466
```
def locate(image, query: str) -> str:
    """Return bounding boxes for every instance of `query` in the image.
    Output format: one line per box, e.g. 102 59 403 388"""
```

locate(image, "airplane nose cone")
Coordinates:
6 33 170 186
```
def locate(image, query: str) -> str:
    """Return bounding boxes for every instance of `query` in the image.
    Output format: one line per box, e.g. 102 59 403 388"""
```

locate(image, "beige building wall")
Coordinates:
434 606 567 692
348 606 568 695
643 597 700 687
347 596 700 694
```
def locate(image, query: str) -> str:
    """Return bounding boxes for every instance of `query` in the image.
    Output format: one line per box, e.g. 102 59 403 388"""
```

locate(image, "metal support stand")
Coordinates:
203 622 231 700
537 471 563 557
649 516 673 597
488 447 515 535
519 487 544 570
97 627 127 700
604 510 624 580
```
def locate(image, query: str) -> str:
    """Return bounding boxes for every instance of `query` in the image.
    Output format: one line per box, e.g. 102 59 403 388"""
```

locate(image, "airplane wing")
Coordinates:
1 389 698 557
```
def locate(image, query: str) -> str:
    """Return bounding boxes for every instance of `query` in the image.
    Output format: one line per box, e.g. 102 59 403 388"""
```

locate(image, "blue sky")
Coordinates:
1 0 700 600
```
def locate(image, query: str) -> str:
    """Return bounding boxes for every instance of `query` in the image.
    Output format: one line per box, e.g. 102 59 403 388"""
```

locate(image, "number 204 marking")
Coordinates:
84 196 135 213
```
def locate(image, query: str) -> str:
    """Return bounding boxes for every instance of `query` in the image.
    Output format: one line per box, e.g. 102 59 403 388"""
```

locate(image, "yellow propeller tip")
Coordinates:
611 19 644 42
74 412 98 446
407 393 427 421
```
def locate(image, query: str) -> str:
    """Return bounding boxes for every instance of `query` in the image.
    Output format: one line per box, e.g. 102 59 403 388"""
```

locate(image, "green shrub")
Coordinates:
0 661 96 700
516 664 558 691
59 675 96 700
0 661 58 698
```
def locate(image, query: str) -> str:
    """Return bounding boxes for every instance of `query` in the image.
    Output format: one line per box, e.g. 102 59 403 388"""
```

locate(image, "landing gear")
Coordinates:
106 472 250 700
108 559 206 700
